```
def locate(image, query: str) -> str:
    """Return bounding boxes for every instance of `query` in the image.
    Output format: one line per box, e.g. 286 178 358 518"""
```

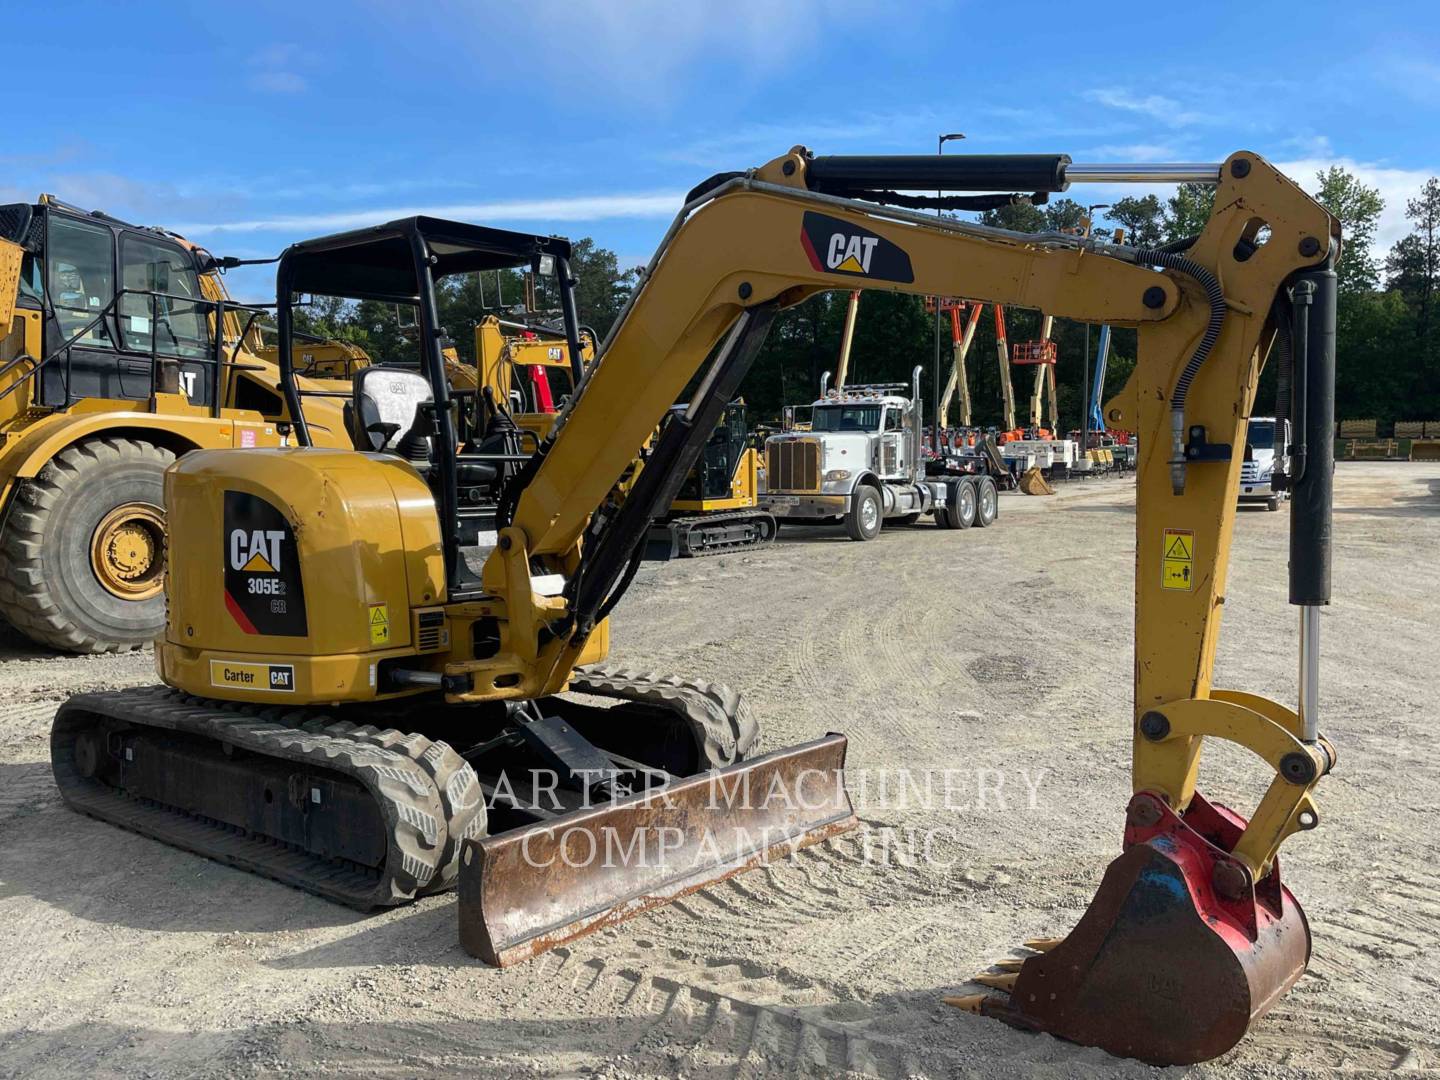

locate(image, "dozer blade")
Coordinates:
459 733 855 966
956 791 1310 1066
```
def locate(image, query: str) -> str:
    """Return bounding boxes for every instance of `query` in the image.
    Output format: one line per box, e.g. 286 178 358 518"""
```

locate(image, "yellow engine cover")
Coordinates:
157 448 445 704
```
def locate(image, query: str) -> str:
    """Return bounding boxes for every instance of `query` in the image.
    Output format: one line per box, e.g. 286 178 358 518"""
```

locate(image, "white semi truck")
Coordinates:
761 366 999 540
1240 415 1292 511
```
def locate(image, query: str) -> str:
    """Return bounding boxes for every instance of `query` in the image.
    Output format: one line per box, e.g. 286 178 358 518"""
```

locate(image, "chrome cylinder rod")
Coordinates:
1063 163 1223 184
1298 606 1321 741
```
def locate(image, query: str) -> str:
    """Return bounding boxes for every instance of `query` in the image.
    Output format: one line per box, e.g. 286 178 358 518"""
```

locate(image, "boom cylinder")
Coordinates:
806 154 1071 194
1289 264 1336 740
1289 267 1335 606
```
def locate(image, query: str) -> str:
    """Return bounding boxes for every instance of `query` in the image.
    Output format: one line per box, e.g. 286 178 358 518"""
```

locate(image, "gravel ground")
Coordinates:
0 462 1436 1079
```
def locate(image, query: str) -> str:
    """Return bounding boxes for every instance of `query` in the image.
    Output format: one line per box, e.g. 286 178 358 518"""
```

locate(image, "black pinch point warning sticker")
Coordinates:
223 490 308 636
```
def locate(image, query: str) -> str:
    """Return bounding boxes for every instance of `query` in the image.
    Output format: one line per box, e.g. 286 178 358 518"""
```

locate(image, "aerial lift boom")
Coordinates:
937 299 983 429
54 149 1337 1066
993 304 1017 432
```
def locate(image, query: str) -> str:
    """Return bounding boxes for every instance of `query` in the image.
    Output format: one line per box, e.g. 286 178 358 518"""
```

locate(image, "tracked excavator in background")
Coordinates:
54 148 1337 1066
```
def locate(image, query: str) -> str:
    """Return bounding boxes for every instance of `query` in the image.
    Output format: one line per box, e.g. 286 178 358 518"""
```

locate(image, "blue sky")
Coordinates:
10 0 1438 300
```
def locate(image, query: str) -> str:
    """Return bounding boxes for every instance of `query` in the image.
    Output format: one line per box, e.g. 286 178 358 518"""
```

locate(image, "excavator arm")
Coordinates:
471 147 1340 1064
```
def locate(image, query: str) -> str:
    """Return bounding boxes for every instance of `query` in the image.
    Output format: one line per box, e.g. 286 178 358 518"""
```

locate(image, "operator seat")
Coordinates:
349 366 434 460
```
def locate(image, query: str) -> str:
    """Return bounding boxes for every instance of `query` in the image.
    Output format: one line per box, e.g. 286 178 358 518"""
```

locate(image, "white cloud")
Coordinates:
1277 155 1437 258
173 190 686 236
248 70 306 94
1083 88 1206 127
247 42 306 95
408 0 884 100
1083 143 1186 162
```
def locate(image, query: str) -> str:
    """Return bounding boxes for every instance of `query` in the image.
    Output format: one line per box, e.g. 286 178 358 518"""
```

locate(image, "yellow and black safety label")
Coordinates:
1162 528 1195 591
369 603 390 646
209 659 296 692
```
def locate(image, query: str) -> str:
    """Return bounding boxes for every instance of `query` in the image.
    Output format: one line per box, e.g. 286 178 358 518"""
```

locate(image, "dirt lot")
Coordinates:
1 462 1436 1079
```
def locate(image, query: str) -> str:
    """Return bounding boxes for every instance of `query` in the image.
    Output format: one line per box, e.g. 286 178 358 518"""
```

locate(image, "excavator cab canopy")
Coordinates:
274 216 588 596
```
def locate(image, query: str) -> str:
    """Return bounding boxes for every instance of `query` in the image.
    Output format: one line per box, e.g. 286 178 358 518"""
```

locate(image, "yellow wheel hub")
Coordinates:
91 503 165 600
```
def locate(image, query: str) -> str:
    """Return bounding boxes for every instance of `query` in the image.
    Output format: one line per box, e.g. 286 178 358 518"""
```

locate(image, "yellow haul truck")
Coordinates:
0 196 349 652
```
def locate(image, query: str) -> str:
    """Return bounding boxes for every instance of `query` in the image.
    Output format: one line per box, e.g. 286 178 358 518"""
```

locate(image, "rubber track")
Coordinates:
664 511 776 558
52 686 481 909
567 664 760 769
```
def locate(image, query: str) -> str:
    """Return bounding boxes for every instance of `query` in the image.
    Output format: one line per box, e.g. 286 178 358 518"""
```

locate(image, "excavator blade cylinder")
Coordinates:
459 734 855 966
980 792 1310 1065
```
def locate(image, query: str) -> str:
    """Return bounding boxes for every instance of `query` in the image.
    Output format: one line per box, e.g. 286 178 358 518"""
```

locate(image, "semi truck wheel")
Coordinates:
937 478 976 529
844 485 882 541
0 437 174 653
974 476 999 527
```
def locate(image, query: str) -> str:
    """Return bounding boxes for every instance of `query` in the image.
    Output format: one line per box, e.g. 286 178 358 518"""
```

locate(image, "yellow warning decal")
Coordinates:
1162 528 1195 591
369 603 390 646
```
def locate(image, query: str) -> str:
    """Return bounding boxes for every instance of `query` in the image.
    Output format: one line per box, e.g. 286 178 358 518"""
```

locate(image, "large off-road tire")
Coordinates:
937 478 976 530
844 485 883 542
0 437 174 653
974 476 999 527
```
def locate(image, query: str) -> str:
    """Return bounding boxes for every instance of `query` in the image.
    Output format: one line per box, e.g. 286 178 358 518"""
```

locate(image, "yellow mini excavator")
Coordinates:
54 150 1338 1066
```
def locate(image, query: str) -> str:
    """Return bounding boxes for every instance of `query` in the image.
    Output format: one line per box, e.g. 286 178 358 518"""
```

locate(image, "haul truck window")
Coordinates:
120 234 209 359
47 216 115 347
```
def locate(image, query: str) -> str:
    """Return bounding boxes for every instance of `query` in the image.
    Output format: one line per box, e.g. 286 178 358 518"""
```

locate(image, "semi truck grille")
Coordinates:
1241 462 1260 482
767 440 820 491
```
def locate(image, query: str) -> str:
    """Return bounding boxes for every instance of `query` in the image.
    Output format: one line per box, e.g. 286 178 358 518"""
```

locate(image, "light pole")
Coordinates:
933 133 964 452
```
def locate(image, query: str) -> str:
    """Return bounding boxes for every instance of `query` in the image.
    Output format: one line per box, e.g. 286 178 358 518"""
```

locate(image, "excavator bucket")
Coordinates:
1017 466 1055 496
949 791 1310 1065
458 734 856 966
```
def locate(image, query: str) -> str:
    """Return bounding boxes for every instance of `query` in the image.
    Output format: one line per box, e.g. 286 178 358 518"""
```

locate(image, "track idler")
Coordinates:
949 790 1310 1065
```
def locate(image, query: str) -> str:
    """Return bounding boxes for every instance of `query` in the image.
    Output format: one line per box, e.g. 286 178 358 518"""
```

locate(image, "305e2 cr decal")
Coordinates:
223 491 308 636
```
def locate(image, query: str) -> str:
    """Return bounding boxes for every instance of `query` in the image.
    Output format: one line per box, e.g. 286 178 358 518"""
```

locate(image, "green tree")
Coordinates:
1107 195 1164 247
1315 166 1384 295
1386 177 1440 344
569 238 639 336
1164 183 1215 242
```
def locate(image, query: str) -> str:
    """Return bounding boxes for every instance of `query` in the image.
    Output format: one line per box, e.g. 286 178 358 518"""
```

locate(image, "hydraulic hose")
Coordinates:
1269 296 1294 490
1135 248 1227 494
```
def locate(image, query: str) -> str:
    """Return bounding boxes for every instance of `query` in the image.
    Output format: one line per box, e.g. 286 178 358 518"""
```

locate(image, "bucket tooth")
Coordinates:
1023 936 1063 953
942 994 994 1014
993 958 1026 972
972 972 1018 991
